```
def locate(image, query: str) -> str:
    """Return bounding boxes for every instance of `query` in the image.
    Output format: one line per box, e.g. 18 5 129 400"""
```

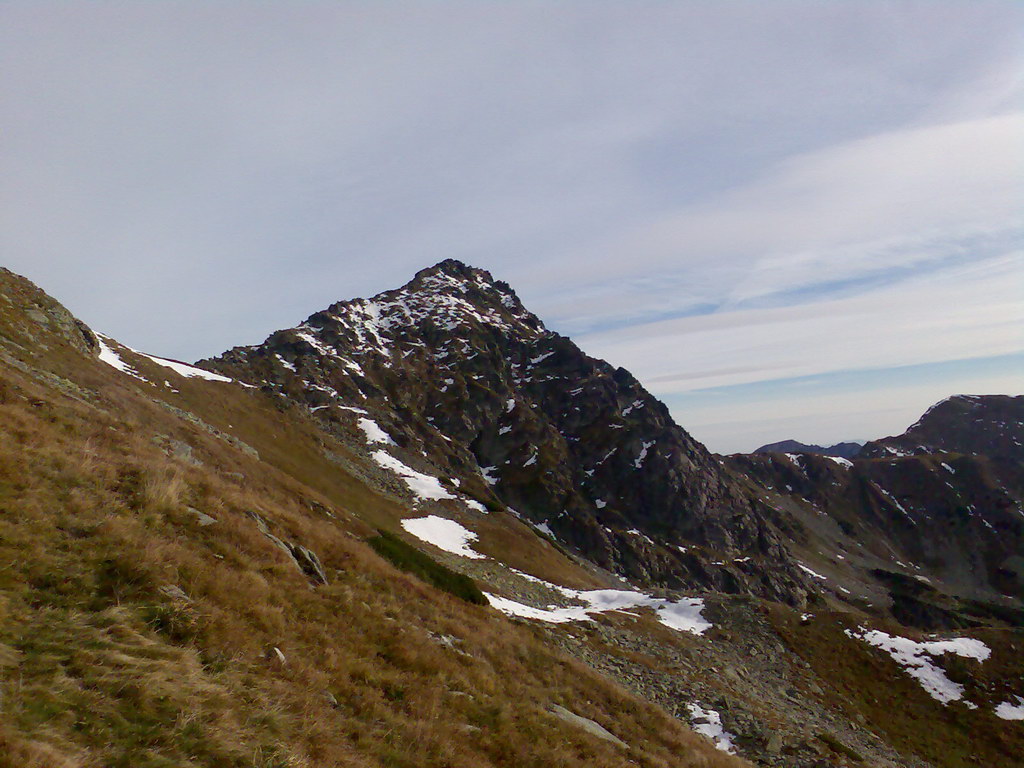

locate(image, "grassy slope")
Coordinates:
767 607 1024 767
0 270 747 767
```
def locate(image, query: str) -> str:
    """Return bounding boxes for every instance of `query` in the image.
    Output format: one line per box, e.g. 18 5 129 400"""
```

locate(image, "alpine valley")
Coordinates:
0 260 1021 768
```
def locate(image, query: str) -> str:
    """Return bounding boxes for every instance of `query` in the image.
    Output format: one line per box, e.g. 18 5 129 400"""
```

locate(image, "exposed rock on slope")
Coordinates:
860 394 1024 461
205 260 810 603
729 395 1024 630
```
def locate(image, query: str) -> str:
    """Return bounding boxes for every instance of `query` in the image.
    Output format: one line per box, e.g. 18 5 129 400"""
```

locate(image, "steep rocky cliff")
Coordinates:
734 395 1024 630
205 260 811 603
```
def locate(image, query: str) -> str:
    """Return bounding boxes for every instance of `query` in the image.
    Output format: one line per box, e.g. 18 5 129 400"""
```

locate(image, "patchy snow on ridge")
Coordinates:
824 456 853 468
294 328 336 356
485 575 712 635
134 350 234 383
655 598 713 634
686 704 736 753
370 450 455 502
534 521 557 539
97 334 244 385
96 336 145 380
626 528 655 545
357 417 396 445
845 627 990 705
337 405 369 415
401 515 484 559
634 441 654 468
797 563 828 580
994 695 1024 720
462 498 488 514
876 485 917 524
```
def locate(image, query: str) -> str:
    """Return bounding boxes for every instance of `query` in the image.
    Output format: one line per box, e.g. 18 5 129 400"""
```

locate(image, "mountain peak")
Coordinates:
308 258 545 348
412 258 487 282
860 393 1024 460
404 259 518 308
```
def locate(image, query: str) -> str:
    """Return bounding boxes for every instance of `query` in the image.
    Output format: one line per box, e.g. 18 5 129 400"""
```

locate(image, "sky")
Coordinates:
2 1 1021 453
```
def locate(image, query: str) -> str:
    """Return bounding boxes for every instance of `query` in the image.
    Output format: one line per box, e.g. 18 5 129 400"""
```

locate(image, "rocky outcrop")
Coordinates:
204 260 810 603
859 394 1024 462
727 426 1024 628
200 261 1021 620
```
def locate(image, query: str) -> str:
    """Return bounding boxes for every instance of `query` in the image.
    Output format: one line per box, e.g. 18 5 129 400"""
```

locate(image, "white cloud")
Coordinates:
581 251 1023 393
534 111 1023 329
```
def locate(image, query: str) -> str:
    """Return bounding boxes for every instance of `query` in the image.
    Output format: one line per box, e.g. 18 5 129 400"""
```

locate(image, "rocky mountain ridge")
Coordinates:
202 261 1024 628
753 440 863 459
205 260 812 604
860 394 1024 462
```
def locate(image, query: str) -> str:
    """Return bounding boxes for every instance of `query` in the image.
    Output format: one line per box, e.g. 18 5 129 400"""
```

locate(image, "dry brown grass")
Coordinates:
767 605 1024 768
0 270 749 768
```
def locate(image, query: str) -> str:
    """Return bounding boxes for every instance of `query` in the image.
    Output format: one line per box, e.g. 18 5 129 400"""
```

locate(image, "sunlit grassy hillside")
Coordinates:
0 268 748 767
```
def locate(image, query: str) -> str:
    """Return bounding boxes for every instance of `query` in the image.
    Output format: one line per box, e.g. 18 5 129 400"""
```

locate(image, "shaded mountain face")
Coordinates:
753 440 862 459
860 394 1024 462
205 260 810 604
203 260 1022 628
736 395 1024 630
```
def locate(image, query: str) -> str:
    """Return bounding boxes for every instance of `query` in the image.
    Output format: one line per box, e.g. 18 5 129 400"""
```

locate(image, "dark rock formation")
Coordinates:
201 261 1022 623
204 259 810 603
859 394 1024 462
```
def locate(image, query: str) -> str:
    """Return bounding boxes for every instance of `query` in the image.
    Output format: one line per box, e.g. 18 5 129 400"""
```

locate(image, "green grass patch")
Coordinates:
367 530 487 605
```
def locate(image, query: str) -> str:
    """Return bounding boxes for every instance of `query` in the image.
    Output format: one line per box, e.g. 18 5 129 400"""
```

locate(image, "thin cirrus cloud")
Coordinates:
537 106 1023 450
535 111 1023 333
580 252 1023 394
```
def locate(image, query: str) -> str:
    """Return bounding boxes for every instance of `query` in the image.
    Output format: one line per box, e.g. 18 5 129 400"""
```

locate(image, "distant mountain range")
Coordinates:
752 439 864 459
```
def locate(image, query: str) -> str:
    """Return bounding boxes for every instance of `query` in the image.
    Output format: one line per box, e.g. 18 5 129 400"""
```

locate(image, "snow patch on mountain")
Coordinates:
401 515 484 559
824 455 853 468
358 417 396 445
486 577 712 636
134 351 235 383
994 695 1024 720
370 451 455 502
686 704 736 753
634 441 654 468
96 336 145 380
845 627 990 705
797 563 827 580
